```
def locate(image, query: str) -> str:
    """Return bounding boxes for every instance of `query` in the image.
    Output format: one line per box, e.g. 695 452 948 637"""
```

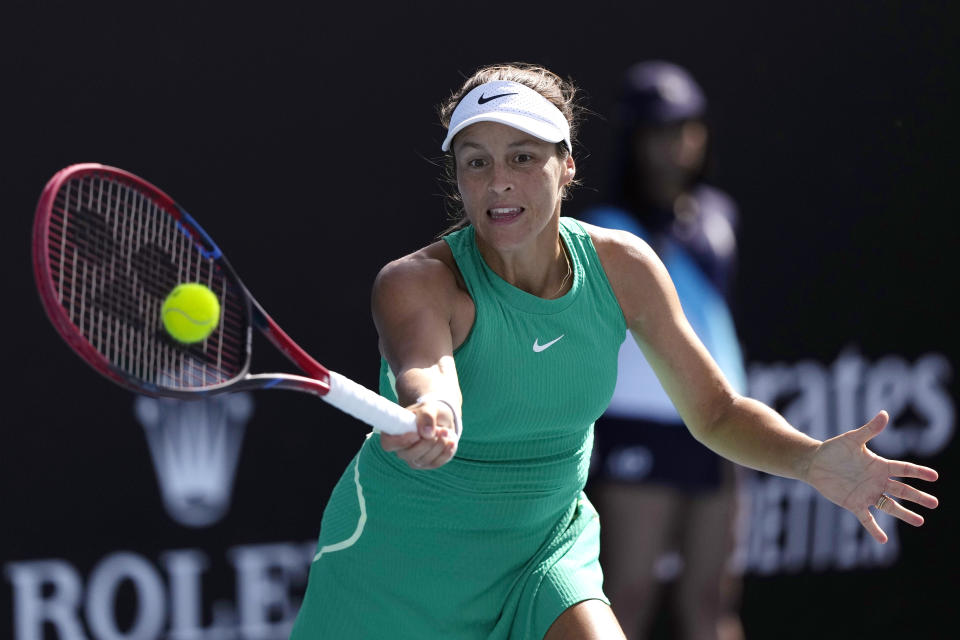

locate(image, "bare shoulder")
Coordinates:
373 240 463 303
372 239 475 348
372 239 475 358
578 220 661 282
577 220 673 326
577 220 656 266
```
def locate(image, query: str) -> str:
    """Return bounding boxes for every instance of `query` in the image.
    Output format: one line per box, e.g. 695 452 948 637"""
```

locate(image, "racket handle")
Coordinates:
325 371 418 435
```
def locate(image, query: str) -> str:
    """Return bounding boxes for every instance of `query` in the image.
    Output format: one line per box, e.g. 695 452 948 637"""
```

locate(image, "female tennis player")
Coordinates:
289 63 939 640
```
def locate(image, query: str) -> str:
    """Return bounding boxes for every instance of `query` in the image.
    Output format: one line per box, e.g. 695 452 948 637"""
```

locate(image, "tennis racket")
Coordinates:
32 163 416 435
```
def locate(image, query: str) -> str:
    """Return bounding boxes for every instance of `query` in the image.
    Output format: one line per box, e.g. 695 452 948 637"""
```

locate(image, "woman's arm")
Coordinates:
370 249 464 469
587 223 938 542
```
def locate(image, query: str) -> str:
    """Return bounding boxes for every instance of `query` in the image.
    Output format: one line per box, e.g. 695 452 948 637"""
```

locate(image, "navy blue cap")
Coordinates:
619 61 707 124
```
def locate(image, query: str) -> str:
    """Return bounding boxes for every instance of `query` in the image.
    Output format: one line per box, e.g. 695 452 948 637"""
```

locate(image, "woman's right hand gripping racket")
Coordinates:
32 163 416 435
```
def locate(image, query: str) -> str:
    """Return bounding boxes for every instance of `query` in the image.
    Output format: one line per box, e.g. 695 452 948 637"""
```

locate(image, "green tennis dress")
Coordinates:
290 218 627 639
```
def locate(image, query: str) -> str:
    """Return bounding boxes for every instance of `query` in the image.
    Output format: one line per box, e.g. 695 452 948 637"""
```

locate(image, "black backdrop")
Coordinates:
3 1 957 638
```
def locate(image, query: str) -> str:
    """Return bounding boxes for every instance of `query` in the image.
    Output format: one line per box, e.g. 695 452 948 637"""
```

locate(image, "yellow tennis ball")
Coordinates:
161 283 220 343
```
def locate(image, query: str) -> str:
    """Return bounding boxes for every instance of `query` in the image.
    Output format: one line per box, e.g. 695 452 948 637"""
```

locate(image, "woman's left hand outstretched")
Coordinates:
804 410 939 543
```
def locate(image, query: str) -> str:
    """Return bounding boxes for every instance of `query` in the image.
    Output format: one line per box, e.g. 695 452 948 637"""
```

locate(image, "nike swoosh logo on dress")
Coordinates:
532 335 565 352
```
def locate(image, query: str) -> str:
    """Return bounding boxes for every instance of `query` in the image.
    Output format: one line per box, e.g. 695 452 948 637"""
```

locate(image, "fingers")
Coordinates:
859 488 932 543
853 410 888 445
416 406 438 439
884 479 939 510
857 509 889 544
382 428 455 469
888 459 939 482
409 431 457 469
379 430 421 452
379 399 459 470
874 493 926 527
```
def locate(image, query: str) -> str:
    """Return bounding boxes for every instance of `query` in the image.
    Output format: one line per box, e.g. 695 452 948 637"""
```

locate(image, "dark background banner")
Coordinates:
2 2 955 638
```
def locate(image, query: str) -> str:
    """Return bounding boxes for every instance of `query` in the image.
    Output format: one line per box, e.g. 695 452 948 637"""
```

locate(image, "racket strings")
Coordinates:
45 173 248 391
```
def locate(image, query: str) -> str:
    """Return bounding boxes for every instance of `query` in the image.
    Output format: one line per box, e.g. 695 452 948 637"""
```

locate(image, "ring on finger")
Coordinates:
875 494 889 510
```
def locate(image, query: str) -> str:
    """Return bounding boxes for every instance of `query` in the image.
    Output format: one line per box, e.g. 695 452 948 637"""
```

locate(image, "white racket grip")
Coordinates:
324 370 418 435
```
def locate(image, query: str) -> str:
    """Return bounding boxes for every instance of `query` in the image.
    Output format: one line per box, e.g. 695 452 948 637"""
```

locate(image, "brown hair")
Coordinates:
437 62 585 235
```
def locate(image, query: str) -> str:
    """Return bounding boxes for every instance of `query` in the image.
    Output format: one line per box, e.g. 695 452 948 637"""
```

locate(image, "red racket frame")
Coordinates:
32 163 333 398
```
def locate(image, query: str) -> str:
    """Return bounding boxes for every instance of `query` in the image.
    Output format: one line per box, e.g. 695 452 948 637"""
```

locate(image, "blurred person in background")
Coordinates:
583 61 747 640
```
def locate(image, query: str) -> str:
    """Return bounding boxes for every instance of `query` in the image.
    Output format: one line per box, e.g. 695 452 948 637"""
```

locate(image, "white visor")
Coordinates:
441 80 571 152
